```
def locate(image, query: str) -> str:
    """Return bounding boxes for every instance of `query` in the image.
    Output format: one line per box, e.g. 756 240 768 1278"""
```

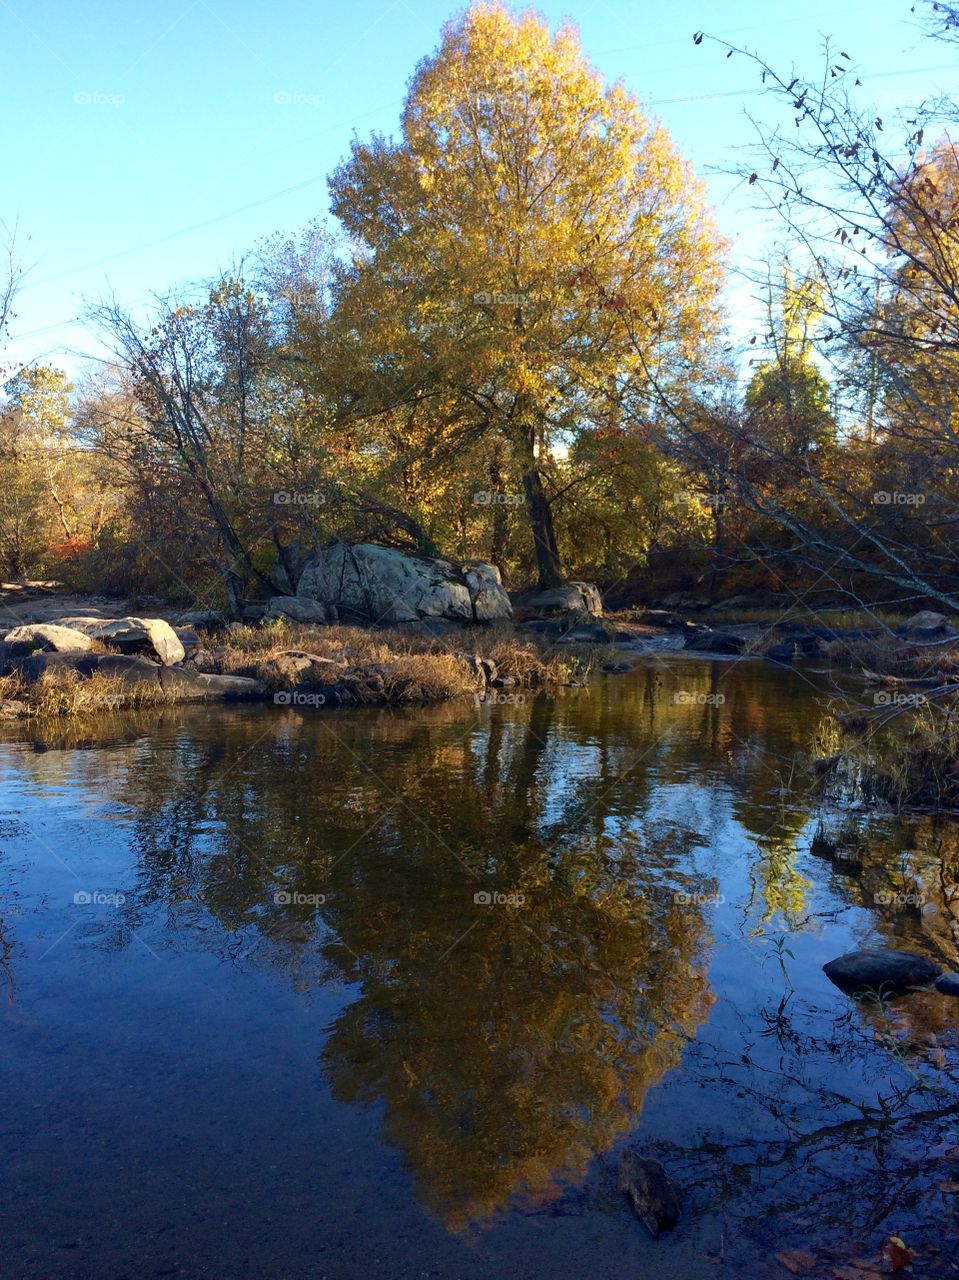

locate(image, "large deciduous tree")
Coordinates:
324 2 725 587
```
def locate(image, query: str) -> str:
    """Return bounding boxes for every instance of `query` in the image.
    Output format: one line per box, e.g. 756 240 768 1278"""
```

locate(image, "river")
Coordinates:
1 656 957 1278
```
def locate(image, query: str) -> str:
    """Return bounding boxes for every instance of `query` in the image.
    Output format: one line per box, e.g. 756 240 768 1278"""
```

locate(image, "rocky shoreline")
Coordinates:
2 572 957 720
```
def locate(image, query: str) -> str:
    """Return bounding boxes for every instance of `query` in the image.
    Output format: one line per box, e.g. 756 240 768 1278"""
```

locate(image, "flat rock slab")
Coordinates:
13 652 265 704
159 669 266 701
3 623 95 654
86 617 185 666
823 948 941 995
15 652 162 686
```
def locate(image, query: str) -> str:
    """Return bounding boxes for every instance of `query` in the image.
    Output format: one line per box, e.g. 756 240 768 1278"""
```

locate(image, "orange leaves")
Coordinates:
882 1238 913 1271
772 1235 917 1278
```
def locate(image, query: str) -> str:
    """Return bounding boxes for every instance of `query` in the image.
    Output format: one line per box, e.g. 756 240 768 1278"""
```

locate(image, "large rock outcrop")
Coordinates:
297 544 511 625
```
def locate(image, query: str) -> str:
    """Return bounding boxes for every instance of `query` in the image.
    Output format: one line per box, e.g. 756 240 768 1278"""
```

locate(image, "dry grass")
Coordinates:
837 706 959 812
825 634 959 680
0 668 169 717
197 620 595 695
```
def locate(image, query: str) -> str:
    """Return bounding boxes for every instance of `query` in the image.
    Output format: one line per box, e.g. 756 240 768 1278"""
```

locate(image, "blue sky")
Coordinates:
1 0 953 378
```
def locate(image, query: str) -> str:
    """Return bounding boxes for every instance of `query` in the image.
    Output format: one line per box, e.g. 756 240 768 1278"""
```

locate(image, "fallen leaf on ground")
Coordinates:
882 1237 913 1272
777 1250 818 1275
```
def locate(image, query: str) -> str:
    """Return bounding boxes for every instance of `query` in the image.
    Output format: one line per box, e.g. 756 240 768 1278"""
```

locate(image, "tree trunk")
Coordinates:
520 428 563 589
523 466 564 588
488 447 509 577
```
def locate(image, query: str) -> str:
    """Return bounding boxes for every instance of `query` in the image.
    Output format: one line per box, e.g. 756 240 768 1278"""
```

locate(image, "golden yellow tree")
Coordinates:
325 2 725 586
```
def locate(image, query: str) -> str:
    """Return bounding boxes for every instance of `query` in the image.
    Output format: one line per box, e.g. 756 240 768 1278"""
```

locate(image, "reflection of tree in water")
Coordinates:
6 666 955 1245
47 695 715 1227
319 832 713 1228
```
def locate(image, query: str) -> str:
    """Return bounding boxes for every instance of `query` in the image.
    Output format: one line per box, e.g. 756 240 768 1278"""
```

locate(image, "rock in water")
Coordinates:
617 1151 682 1239
935 972 959 997
823 948 940 996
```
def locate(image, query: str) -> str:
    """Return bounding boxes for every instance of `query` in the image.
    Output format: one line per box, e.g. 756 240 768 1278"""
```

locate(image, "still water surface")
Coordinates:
1 657 957 1278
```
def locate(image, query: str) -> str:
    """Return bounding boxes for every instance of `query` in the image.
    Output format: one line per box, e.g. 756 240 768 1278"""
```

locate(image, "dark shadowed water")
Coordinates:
1 657 957 1279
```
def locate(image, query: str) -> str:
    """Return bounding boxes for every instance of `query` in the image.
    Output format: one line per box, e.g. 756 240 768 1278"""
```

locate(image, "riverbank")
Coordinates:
0 614 607 719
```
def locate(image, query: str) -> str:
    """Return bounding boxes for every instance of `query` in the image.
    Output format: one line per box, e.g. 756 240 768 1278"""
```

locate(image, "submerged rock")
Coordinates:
684 630 747 655
935 972 959 997
823 948 940 995
617 1150 682 1239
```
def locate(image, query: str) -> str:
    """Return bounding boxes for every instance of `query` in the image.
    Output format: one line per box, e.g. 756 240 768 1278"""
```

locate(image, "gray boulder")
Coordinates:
3 623 95 654
823 948 941 995
463 562 511 623
264 596 329 624
60 616 185 666
904 609 950 637
297 544 511 625
530 582 603 617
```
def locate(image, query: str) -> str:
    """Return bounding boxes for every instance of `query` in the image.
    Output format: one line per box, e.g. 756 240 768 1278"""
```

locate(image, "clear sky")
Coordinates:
1 0 954 378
